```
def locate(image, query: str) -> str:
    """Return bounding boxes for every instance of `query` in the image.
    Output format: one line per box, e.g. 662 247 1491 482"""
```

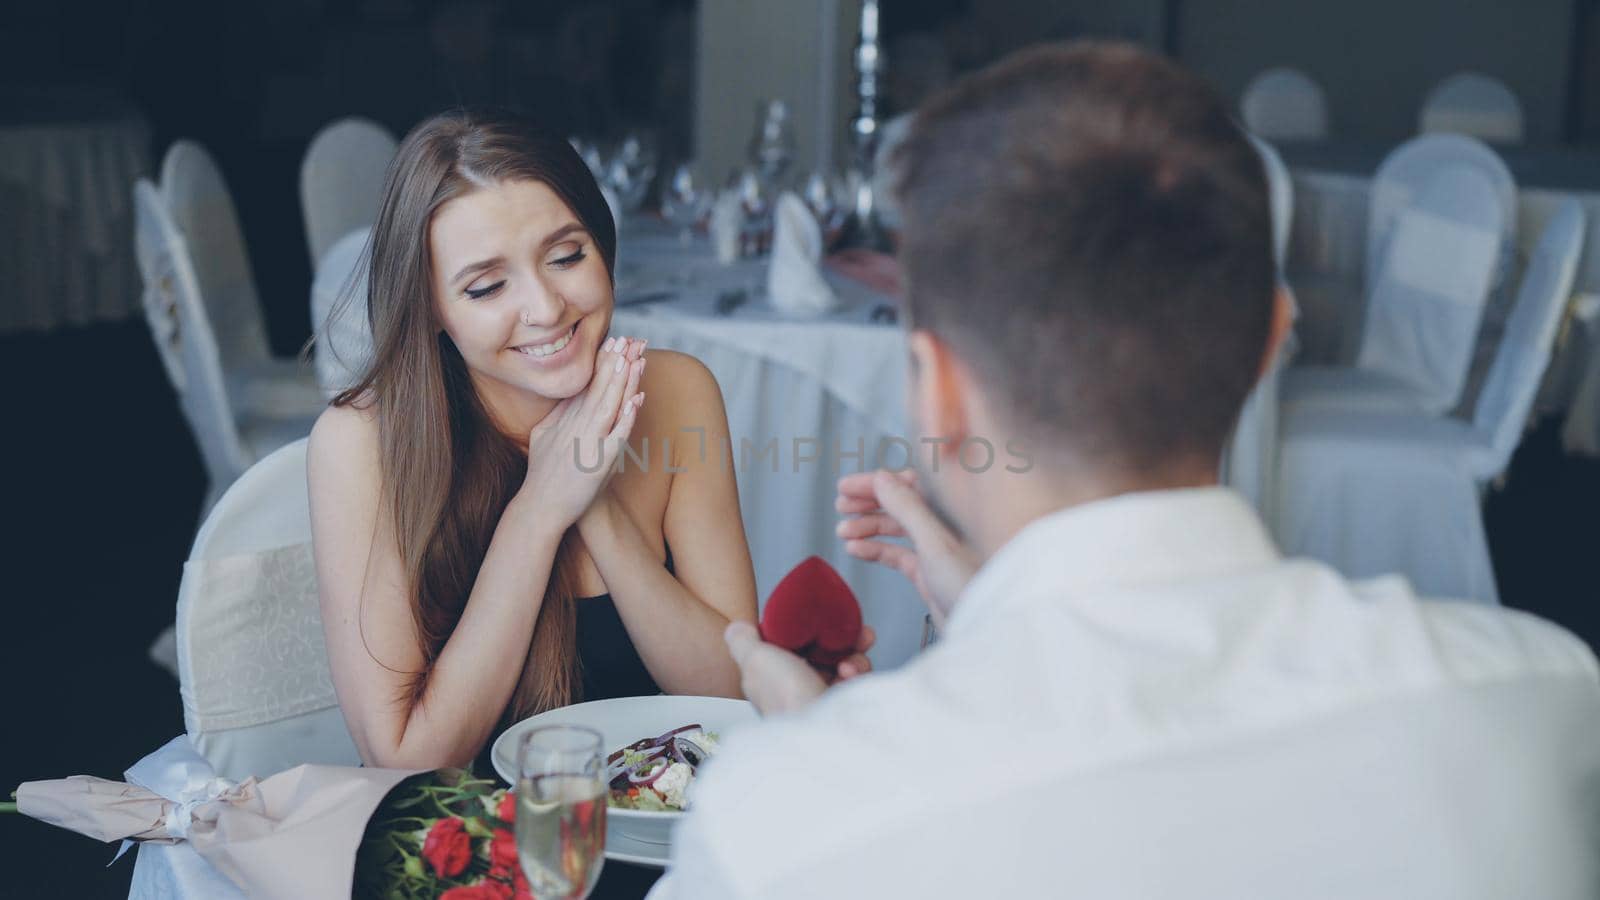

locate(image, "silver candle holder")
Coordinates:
832 0 894 253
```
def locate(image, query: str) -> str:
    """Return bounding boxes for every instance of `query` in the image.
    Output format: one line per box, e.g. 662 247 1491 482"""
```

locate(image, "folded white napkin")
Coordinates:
709 189 743 264
767 191 841 316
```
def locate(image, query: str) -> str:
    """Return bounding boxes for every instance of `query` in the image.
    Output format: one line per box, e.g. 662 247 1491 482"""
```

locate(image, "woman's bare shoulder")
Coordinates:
308 398 381 495
640 349 725 418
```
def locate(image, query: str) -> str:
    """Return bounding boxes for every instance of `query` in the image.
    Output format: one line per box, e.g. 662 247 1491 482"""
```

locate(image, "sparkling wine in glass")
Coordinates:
516 725 607 900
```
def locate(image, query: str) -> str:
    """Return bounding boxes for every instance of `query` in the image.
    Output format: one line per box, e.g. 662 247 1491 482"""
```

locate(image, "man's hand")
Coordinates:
836 470 979 628
724 622 876 715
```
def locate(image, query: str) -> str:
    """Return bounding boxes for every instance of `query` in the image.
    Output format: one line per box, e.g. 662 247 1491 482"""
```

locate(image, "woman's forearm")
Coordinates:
379 496 565 769
578 499 744 698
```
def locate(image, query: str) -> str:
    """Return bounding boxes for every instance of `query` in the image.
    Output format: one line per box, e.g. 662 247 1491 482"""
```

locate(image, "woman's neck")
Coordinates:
470 372 558 447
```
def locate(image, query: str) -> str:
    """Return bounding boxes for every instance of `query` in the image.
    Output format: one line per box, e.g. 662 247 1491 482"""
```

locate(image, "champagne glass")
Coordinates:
613 133 657 213
799 169 846 235
516 726 607 900
662 163 712 245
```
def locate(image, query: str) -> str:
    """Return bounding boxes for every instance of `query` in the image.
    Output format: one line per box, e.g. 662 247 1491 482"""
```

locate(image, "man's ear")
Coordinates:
907 329 973 464
1256 282 1296 383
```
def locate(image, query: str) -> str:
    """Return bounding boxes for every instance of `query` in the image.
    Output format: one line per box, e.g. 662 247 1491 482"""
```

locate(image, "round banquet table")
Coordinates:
0 87 151 333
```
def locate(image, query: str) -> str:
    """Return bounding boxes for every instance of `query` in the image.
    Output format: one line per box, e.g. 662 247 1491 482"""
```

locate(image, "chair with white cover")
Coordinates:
1222 135 1296 518
1282 152 1508 417
310 227 374 397
1247 134 1293 272
133 180 316 514
1274 200 1586 605
161 140 324 421
1240 68 1329 141
175 437 360 782
1362 134 1515 292
300 117 397 265
1420 72 1524 144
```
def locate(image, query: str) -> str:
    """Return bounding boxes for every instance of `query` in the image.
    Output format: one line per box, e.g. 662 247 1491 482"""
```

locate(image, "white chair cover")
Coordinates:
1285 164 1504 417
162 140 325 422
300 117 397 265
1473 200 1587 470
311 227 374 397
1221 137 1298 521
1239 68 1329 140
133 181 317 513
160 141 270 368
175 438 360 782
1420 72 1524 144
1364 134 1516 291
1273 203 1585 605
134 180 253 510
1247 134 1294 271
1353 165 1503 413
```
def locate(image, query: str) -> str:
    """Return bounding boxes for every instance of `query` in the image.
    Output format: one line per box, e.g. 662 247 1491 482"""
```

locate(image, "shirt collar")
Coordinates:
944 487 1280 636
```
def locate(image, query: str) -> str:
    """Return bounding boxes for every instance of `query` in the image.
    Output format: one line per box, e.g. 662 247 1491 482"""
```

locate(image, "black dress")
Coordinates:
479 548 674 899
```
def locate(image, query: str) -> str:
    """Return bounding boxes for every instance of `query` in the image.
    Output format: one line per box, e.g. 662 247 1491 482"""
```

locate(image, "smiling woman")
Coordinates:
304 109 758 776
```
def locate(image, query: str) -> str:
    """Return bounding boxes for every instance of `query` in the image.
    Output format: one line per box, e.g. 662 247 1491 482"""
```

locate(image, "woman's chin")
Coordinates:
515 358 593 400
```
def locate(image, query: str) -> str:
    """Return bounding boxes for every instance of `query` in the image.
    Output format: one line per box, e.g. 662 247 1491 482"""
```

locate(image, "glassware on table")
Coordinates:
734 168 773 259
746 99 797 186
611 133 657 213
516 725 607 900
799 169 847 235
661 163 713 245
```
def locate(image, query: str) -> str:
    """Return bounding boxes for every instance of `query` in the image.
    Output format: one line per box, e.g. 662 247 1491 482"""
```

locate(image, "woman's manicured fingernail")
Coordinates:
615 354 625 372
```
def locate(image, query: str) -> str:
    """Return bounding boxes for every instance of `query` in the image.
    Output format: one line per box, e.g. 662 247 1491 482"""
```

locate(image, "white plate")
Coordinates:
604 827 672 868
492 695 757 860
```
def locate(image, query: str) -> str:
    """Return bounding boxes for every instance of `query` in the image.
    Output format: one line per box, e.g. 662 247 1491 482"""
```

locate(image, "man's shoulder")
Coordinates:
1396 587 1600 685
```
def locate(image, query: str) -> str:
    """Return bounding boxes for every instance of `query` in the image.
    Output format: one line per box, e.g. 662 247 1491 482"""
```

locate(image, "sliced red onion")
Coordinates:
606 745 664 780
650 723 705 747
608 736 662 764
627 757 669 787
669 736 709 768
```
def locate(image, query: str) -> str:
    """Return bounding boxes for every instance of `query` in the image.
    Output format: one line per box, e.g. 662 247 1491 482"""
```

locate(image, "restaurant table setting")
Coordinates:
10 554 862 898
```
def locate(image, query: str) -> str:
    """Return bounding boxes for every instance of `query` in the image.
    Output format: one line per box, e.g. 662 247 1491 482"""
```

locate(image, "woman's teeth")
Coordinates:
518 328 573 358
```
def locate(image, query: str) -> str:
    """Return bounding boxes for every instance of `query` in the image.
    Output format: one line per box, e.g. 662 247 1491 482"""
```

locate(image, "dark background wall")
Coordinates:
3 0 697 357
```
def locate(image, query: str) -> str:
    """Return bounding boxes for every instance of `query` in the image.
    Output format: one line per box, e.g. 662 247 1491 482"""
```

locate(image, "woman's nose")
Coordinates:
515 279 565 327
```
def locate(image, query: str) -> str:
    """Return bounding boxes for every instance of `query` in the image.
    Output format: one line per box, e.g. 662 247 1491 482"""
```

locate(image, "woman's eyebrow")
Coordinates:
541 222 587 247
448 223 587 284
449 256 505 285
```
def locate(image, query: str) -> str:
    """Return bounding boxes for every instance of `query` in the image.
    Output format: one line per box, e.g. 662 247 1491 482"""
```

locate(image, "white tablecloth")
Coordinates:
0 88 150 333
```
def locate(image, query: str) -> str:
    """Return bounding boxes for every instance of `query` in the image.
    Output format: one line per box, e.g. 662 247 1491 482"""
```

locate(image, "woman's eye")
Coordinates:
550 249 587 269
465 280 505 300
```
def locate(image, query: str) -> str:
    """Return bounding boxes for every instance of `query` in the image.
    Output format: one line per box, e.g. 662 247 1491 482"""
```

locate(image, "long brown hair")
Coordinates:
332 109 618 725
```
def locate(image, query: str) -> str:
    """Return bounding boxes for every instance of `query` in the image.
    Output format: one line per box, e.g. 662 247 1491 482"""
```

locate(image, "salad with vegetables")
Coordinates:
605 724 720 812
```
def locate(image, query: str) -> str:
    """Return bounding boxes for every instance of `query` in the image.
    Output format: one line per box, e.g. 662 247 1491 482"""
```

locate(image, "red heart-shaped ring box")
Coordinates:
759 556 864 668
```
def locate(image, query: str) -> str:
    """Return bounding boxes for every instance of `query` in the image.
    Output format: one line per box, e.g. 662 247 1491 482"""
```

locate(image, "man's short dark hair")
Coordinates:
894 41 1274 474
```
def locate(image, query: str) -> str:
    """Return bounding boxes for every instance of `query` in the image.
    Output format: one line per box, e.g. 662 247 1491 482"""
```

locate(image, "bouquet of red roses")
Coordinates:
354 769 531 900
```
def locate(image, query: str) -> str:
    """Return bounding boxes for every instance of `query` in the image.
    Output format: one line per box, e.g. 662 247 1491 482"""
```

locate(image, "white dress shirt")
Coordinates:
651 488 1600 899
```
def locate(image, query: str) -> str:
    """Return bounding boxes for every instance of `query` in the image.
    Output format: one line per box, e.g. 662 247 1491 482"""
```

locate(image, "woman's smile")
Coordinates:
510 319 582 366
